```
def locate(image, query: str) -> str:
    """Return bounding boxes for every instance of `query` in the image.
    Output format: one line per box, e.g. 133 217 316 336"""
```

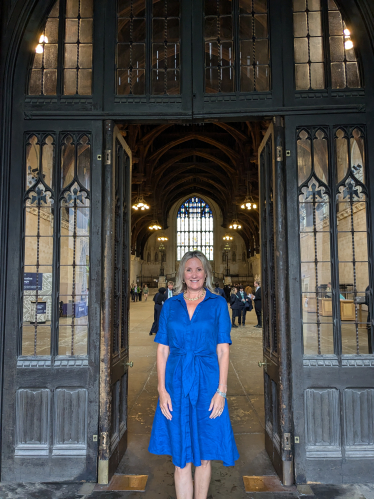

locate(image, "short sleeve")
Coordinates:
154 299 170 346
217 297 232 345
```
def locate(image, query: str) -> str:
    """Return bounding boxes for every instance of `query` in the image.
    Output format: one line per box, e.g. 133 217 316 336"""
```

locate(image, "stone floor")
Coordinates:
1 296 374 498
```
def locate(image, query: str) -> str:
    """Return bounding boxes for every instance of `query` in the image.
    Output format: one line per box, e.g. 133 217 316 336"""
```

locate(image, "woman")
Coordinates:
148 251 239 499
143 284 149 302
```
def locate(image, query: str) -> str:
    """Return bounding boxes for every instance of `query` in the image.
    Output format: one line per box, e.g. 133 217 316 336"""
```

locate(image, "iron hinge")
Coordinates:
284 432 292 450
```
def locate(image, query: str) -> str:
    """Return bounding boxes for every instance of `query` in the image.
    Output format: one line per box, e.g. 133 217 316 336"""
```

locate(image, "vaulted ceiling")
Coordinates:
118 121 270 258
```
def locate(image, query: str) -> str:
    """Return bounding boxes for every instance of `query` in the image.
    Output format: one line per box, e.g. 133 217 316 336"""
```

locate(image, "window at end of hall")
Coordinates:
177 197 214 261
28 0 93 96
293 0 362 91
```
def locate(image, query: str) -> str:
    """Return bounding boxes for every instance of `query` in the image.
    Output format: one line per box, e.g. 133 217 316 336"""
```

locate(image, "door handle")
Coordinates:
258 360 268 370
125 361 133 368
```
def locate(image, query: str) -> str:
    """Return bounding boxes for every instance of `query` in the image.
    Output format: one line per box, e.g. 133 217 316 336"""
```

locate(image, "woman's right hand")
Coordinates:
159 389 173 420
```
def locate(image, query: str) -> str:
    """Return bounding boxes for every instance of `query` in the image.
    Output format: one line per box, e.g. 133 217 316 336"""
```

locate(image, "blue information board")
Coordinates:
24 273 43 291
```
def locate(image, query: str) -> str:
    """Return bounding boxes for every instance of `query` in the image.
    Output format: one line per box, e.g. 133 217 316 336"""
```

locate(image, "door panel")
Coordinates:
1 121 102 482
259 118 293 485
286 114 374 484
98 123 132 484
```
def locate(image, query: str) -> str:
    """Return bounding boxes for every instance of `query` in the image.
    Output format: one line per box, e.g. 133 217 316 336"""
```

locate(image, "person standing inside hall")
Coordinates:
251 279 262 328
166 281 175 300
230 286 242 328
214 282 225 298
148 250 239 499
149 287 166 335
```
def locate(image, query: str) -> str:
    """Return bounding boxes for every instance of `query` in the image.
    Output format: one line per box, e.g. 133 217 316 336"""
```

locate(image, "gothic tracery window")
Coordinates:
177 197 214 261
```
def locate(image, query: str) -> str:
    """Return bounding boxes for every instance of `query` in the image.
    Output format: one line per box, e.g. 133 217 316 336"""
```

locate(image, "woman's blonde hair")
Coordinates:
175 250 215 294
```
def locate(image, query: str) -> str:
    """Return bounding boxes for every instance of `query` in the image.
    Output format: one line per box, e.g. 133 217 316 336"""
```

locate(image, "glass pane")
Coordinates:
303 323 334 355
22 325 51 356
61 135 75 187
60 266 89 295
331 62 345 88
295 64 309 90
25 237 54 265
42 135 54 187
310 62 325 89
60 237 90 265
297 130 311 184
294 38 309 63
346 62 360 88
25 207 54 236
64 69 77 95
26 136 40 189
335 128 349 182
58 326 88 356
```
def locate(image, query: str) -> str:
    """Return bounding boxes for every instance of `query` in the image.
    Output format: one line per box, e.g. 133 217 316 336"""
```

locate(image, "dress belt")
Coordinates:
170 348 215 406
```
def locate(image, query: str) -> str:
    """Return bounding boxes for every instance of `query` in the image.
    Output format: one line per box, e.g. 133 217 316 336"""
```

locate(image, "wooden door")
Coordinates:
1 121 102 482
258 118 293 485
286 114 374 484
98 122 132 484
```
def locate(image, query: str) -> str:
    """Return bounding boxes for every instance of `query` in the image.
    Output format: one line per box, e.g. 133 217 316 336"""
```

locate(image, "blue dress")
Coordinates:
148 289 239 468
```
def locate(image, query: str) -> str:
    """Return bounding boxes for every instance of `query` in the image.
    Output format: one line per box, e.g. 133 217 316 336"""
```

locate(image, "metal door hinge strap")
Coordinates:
284 432 291 450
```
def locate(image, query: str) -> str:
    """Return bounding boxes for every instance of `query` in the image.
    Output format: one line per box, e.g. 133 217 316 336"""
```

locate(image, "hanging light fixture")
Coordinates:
132 195 150 210
157 233 168 241
241 173 257 210
149 220 162 230
223 233 233 241
229 220 242 230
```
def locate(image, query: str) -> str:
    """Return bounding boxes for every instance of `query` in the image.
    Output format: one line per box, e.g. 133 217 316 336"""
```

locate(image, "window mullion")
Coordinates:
329 126 342 357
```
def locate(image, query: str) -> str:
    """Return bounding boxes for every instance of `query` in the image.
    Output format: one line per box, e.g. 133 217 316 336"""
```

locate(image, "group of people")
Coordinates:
130 283 149 302
214 280 262 328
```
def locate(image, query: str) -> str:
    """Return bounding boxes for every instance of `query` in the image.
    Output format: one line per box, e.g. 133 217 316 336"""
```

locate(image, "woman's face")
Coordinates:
184 257 206 292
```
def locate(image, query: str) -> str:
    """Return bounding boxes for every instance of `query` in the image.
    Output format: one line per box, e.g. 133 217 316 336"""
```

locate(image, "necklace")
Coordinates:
184 289 206 301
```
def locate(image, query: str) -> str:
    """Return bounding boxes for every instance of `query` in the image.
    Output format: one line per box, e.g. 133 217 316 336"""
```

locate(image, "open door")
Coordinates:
258 117 293 486
98 122 132 484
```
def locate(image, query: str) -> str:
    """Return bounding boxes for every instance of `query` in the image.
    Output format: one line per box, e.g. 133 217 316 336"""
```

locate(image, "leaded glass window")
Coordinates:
293 0 362 91
177 197 213 261
28 0 93 96
205 0 270 93
297 126 371 356
116 0 181 95
22 132 91 357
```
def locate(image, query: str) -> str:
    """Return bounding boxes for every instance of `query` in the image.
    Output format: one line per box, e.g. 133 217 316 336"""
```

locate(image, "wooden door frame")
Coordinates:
98 121 132 484
259 118 293 485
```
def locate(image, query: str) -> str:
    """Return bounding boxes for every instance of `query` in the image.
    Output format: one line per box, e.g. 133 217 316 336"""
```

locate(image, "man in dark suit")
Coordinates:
149 287 166 335
230 287 243 328
214 282 225 298
237 285 250 326
252 279 262 328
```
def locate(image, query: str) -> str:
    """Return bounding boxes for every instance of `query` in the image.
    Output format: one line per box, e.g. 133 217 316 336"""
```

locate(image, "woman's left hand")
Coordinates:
209 392 225 419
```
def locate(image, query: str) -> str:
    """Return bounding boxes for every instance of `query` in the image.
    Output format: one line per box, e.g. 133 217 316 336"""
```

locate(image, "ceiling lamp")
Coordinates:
223 234 233 241
229 220 242 230
132 195 150 211
157 234 168 241
240 197 257 210
149 220 162 230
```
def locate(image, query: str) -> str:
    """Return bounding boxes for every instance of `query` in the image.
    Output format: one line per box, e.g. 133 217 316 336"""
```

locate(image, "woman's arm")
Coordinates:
217 343 229 394
157 343 173 420
209 343 230 418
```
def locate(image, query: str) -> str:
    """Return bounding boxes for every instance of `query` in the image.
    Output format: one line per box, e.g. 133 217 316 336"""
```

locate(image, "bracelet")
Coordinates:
216 388 227 398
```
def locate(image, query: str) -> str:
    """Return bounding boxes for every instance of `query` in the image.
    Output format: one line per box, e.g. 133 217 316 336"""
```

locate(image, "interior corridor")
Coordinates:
116 293 277 498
